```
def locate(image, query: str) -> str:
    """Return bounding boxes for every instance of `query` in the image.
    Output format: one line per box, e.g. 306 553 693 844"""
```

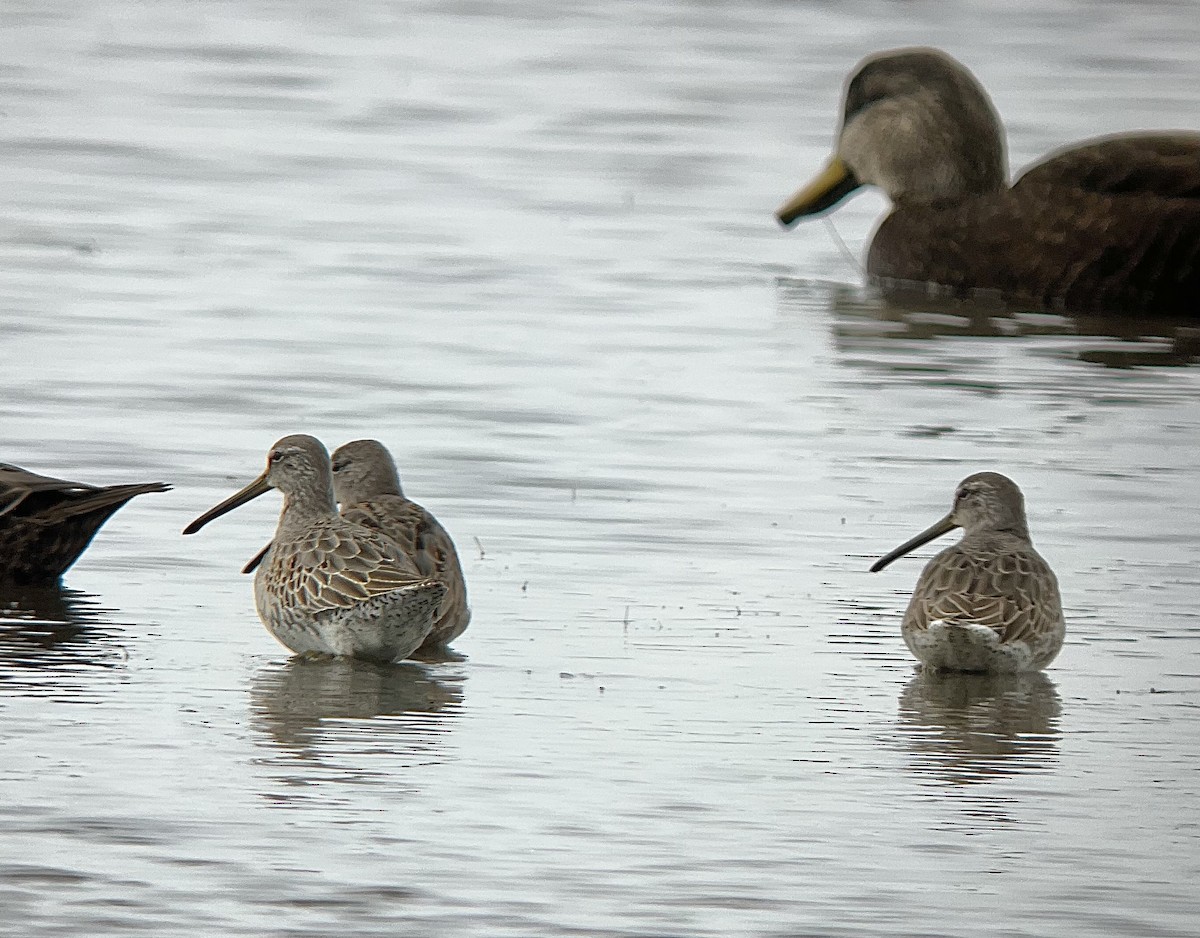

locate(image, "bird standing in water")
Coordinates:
870 472 1065 673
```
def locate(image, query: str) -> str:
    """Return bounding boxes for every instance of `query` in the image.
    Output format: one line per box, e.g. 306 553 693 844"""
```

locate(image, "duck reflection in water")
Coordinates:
778 279 1200 369
896 670 1062 786
0 585 129 694
250 656 465 772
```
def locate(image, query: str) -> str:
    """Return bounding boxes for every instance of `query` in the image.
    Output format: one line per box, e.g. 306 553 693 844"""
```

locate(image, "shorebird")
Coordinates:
776 47 1200 316
331 440 470 650
183 435 445 663
870 472 1065 673
0 462 168 584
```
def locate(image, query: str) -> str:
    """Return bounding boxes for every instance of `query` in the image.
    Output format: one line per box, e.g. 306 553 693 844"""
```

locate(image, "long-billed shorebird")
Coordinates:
0 463 169 584
182 435 445 663
331 440 470 650
870 472 1064 673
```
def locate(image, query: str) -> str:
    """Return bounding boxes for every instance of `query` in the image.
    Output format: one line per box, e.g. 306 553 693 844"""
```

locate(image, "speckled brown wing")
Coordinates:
869 139 1200 317
261 517 439 613
0 464 170 583
342 496 470 645
904 541 1062 646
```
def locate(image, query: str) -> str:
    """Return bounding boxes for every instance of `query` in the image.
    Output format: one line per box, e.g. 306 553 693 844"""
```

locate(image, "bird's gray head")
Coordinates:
836 47 1007 205
331 439 404 507
948 471 1029 537
264 434 334 499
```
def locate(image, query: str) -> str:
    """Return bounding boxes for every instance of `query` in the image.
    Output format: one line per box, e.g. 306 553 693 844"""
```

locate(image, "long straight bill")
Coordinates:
182 472 272 535
869 515 958 573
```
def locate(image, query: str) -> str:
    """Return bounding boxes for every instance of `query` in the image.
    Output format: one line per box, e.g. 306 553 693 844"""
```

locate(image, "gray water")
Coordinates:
2 1 1199 935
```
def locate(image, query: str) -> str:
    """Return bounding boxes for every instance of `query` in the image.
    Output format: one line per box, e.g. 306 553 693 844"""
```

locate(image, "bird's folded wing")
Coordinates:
914 548 1058 644
273 526 441 612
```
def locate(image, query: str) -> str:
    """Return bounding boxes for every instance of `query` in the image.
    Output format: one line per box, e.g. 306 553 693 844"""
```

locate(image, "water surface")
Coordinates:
1 1 1199 935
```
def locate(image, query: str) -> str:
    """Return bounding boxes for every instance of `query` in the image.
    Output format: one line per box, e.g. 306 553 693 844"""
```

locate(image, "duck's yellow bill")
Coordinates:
775 157 861 227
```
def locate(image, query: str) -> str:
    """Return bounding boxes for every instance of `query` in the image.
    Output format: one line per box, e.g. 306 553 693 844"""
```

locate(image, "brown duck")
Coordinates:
776 47 1200 316
0 462 169 584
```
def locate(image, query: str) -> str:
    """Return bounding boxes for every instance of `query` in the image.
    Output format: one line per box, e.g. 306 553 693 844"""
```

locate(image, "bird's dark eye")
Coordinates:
331 460 346 472
270 451 283 463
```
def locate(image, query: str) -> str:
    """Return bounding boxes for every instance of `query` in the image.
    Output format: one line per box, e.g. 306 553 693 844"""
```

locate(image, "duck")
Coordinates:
0 462 168 584
183 435 445 663
870 472 1064 673
776 47 1200 317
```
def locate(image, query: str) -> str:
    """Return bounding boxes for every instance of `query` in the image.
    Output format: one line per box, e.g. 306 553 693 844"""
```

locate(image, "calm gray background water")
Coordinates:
1 1 1198 935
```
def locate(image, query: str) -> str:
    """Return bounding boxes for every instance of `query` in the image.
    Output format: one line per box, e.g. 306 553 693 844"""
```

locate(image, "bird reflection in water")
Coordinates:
778 278 1200 368
0 585 129 696
249 655 465 787
896 670 1061 787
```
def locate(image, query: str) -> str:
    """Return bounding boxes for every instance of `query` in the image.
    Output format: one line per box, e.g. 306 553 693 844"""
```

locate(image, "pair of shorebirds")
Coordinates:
183 436 470 663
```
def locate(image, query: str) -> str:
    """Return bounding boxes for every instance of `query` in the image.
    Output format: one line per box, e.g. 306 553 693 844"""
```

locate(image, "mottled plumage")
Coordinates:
183 435 444 663
776 47 1200 316
870 472 1064 673
331 440 470 650
0 462 169 584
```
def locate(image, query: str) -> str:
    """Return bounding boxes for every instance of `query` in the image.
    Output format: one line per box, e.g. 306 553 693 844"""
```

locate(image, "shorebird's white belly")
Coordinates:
253 562 442 662
904 619 1036 673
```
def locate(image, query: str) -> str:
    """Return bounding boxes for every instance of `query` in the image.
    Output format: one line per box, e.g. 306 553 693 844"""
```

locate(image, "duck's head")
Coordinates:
777 48 1007 224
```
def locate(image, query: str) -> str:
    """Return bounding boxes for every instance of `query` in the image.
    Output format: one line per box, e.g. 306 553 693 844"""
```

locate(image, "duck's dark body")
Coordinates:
870 135 1200 315
776 48 1200 318
0 463 169 584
